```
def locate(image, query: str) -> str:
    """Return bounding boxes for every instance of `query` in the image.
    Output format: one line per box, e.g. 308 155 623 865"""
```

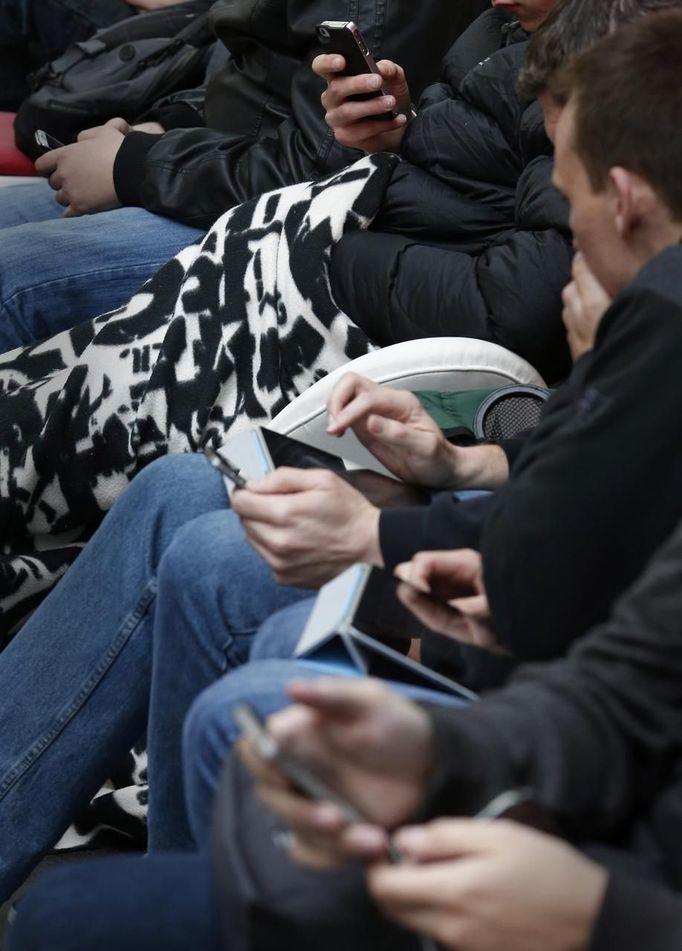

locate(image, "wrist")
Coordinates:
447 443 509 490
359 505 384 567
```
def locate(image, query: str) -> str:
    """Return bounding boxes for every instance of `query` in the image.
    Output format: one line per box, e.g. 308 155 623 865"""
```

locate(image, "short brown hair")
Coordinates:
517 0 682 101
552 10 682 219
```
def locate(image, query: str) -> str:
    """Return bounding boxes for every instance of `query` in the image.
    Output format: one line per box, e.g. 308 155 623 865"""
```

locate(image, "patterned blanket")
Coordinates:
0 153 398 849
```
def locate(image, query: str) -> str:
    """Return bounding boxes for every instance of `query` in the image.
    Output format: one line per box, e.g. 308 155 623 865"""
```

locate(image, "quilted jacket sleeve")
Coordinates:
329 155 572 383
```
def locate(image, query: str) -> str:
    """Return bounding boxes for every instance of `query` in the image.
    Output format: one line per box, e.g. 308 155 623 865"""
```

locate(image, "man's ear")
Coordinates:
608 167 636 238
608 167 656 238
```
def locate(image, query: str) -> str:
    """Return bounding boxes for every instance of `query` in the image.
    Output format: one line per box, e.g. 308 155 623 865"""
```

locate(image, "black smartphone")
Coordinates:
316 20 398 120
34 129 65 153
203 445 248 489
260 427 347 473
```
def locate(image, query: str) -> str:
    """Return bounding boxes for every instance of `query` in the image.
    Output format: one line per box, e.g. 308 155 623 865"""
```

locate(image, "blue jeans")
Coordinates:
7 604 468 950
0 182 204 351
7 853 222 951
183 599 469 848
0 452 307 901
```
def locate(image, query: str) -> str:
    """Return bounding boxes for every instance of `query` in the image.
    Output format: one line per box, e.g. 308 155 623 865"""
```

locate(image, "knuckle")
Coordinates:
269 535 291 558
316 469 337 489
442 920 467 947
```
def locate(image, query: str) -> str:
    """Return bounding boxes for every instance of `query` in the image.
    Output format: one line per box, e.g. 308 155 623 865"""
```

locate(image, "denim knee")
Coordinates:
126 452 222 506
182 660 304 845
182 676 239 846
249 598 317 661
115 452 225 528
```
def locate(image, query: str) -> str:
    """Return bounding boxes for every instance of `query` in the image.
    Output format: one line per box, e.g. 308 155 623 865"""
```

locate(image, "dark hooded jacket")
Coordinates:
329 38 573 383
113 0 490 227
423 516 682 951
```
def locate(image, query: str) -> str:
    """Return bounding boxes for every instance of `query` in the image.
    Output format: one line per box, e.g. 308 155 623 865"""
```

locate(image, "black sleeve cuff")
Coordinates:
496 434 530 470
589 874 682 951
379 506 431 570
136 101 205 131
414 701 518 821
379 492 495 570
113 132 163 207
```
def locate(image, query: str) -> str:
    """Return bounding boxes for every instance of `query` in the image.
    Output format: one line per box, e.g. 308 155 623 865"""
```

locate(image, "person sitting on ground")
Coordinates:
2 0 682 896
0 0 489 349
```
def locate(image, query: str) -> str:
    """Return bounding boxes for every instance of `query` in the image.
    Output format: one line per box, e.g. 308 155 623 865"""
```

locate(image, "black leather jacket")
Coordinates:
113 0 489 227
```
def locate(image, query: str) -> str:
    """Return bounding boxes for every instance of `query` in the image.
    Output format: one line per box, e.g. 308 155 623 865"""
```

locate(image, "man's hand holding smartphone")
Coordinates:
313 53 413 154
236 678 436 869
394 549 504 653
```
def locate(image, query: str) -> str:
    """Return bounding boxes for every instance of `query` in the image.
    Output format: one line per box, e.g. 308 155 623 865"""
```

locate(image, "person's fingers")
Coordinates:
397 584 466 637
256 782 347 834
363 415 440 459
394 818 509 862
324 99 395 137
450 593 489 619
573 253 610 306
47 170 63 191
105 116 130 134
231 476 324 521
327 385 419 435
561 280 579 312
393 561 432 593
34 150 61 175
374 61 410 103
62 204 77 218
289 821 388 868
571 250 586 276
376 60 401 80
235 738 290 791
285 676 392 719
230 491 284 523
287 833 349 870
326 373 375 430
396 550 482 598
330 111 407 147
367 861 458 909
322 71 385 109
54 189 70 208
311 52 346 80
245 466 336 495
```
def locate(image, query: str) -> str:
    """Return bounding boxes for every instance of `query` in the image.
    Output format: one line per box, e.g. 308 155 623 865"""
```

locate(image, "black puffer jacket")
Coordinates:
329 41 573 382
113 0 490 227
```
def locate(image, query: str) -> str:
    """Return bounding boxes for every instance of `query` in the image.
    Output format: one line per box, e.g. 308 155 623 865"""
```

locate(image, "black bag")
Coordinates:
14 1 216 160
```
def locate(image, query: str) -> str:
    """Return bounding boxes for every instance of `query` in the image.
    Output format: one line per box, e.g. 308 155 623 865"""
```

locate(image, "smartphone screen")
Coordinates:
261 428 347 472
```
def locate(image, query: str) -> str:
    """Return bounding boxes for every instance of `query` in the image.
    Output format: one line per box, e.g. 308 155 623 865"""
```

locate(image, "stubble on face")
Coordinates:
552 102 630 298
